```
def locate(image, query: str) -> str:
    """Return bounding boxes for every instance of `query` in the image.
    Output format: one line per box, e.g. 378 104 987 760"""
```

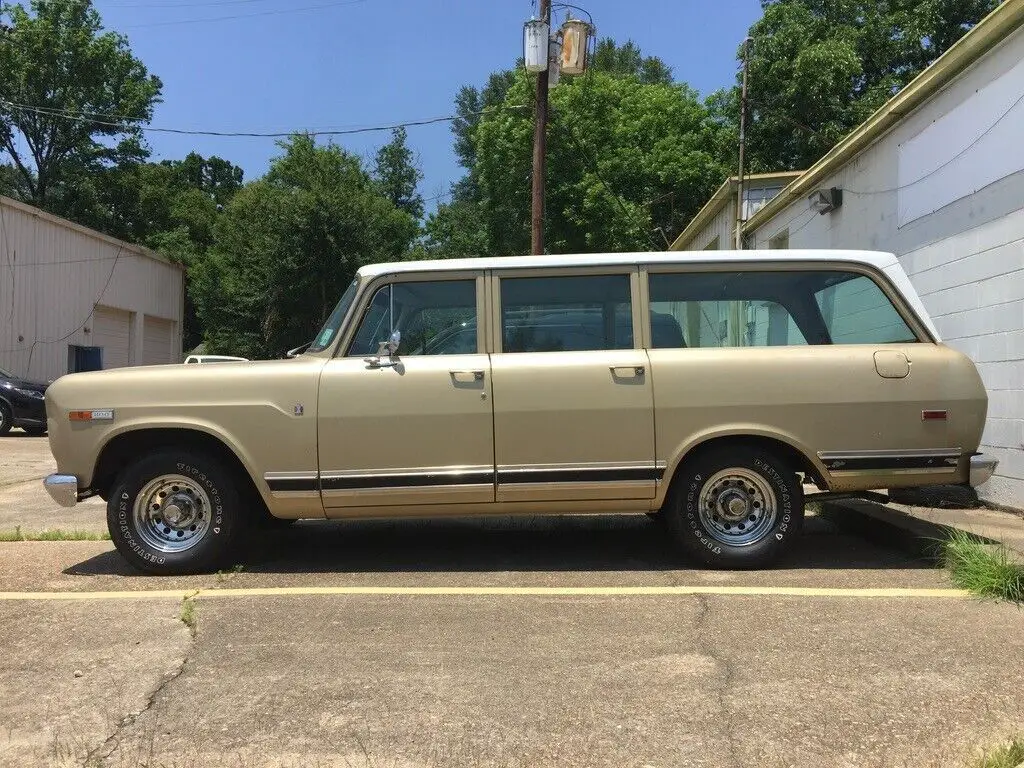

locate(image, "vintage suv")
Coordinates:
43 250 996 574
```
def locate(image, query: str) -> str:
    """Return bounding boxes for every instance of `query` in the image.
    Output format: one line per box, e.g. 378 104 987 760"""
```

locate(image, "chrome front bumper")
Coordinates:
43 474 79 508
969 455 998 487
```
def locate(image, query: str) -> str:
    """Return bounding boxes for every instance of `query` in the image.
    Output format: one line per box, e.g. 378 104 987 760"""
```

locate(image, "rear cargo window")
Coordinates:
648 269 918 348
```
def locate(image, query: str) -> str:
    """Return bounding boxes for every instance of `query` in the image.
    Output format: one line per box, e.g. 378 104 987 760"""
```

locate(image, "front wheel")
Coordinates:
107 451 243 575
664 446 803 569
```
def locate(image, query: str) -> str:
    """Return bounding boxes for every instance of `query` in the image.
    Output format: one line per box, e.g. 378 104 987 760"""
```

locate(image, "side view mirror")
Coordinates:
366 330 401 368
286 341 312 359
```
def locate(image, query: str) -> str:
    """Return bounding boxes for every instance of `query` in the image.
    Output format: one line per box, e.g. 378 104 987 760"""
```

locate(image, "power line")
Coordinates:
0 99 528 139
843 90 1024 196
554 115 662 251
28 0 283 8
123 0 370 28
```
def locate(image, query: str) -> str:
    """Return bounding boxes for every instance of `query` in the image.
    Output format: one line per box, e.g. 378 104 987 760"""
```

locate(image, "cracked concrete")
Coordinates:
0 599 190 768
693 593 739 768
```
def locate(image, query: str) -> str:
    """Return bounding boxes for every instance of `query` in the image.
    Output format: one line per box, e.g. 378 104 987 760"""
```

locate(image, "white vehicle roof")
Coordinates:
356 249 900 279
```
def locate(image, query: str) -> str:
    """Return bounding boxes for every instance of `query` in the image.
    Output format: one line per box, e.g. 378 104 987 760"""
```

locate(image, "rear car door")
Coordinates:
488 268 658 503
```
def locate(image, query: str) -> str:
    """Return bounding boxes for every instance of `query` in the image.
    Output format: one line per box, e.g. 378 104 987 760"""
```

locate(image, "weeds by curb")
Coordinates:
0 526 110 542
969 735 1024 767
943 528 1024 604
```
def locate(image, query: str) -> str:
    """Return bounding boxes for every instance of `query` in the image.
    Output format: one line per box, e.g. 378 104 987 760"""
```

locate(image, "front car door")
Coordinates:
488 268 658 504
317 272 495 512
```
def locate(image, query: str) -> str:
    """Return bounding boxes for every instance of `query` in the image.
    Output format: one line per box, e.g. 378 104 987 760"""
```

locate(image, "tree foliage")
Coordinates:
722 0 1000 172
193 136 419 358
423 40 730 257
0 0 162 206
374 127 424 221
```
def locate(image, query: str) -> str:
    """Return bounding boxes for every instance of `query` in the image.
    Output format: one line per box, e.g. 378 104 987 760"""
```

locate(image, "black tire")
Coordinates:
107 450 244 575
664 445 804 569
0 402 12 435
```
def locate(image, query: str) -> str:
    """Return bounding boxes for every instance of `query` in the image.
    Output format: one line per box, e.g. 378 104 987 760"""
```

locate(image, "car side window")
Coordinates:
648 269 917 348
347 279 478 357
814 274 917 344
499 274 633 353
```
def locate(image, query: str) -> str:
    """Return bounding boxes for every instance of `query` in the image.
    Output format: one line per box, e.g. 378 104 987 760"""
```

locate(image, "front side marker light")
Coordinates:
69 409 115 422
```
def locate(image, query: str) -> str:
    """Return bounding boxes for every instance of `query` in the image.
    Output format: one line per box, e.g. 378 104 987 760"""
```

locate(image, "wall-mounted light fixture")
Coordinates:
809 187 843 215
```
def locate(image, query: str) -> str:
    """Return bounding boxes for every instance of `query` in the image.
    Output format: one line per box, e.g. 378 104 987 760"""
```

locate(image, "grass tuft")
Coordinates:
944 528 1024 604
0 526 110 542
179 597 197 637
969 736 1024 768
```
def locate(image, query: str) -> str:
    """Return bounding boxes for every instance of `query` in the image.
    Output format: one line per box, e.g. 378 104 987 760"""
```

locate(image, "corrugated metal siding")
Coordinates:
142 315 174 366
0 196 183 382
92 306 133 369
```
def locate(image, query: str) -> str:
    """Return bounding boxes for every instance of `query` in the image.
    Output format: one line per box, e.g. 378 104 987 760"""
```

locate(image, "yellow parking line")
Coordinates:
0 585 971 600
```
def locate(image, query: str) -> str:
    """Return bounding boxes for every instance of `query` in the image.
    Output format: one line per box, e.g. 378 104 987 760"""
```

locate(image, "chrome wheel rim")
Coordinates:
132 474 211 553
698 468 777 547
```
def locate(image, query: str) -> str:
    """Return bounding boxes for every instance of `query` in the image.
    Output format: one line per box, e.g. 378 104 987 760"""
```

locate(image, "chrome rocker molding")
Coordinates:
265 463 667 493
818 448 962 475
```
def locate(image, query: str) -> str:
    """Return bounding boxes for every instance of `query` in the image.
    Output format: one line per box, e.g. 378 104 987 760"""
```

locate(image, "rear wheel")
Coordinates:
664 445 803 569
107 450 244 575
0 403 12 435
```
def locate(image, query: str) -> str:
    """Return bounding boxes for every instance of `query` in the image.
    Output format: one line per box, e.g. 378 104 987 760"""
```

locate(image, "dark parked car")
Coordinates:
0 366 48 436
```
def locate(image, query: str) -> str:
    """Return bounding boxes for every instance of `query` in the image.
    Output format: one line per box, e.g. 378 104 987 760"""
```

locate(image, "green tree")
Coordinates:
194 136 417 359
373 127 424 221
426 42 730 257
0 0 162 208
722 0 1000 172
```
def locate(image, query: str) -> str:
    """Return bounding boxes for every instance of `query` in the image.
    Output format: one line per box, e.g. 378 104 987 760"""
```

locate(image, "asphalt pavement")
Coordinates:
1 433 1022 768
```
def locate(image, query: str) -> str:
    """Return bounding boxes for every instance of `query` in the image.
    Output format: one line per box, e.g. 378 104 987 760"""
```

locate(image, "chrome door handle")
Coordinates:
450 370 485 381
610 365 645 377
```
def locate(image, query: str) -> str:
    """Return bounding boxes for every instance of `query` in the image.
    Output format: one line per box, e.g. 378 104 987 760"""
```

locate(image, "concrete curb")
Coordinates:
0 476 46 489
820 498 1024 561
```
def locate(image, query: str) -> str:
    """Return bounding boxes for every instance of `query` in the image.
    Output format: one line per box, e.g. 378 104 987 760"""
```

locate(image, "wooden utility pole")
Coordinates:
531 0 552 255
734 36 751 250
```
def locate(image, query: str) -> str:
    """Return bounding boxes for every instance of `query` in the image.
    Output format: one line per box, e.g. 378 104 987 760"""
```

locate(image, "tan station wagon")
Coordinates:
43 250 996 574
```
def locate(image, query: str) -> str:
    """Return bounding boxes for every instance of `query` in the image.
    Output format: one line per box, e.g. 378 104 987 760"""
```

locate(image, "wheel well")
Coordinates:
93 428 264 509
667 435 824 492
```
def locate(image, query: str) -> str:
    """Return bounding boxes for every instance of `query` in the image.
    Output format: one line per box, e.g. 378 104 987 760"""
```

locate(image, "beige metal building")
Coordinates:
670 0 1024 508
0 195 184 383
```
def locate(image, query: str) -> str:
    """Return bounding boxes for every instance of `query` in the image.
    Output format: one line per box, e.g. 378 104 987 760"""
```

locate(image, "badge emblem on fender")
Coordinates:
294 404 304 416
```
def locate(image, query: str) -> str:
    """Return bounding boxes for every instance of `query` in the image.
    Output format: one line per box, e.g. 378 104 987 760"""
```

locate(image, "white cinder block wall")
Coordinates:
743 27 1024 507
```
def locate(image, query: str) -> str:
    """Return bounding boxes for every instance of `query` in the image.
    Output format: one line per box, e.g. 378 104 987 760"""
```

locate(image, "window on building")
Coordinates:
648 269 918 348
67 345 103 373
499 274 633 353
347 280 478 357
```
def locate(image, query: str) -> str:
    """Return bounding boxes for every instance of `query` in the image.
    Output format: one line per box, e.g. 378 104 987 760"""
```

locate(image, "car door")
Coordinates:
488 268 658 504
317 272 495 511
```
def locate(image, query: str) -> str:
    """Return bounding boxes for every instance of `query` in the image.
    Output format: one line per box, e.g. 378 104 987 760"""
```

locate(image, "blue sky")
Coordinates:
93 0 763 203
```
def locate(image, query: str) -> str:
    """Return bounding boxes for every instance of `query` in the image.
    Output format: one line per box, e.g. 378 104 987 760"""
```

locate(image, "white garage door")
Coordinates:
143 316 174 366
92 306 133 369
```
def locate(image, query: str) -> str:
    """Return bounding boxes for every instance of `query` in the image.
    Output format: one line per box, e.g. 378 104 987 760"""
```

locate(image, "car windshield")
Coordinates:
308 279 359 353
